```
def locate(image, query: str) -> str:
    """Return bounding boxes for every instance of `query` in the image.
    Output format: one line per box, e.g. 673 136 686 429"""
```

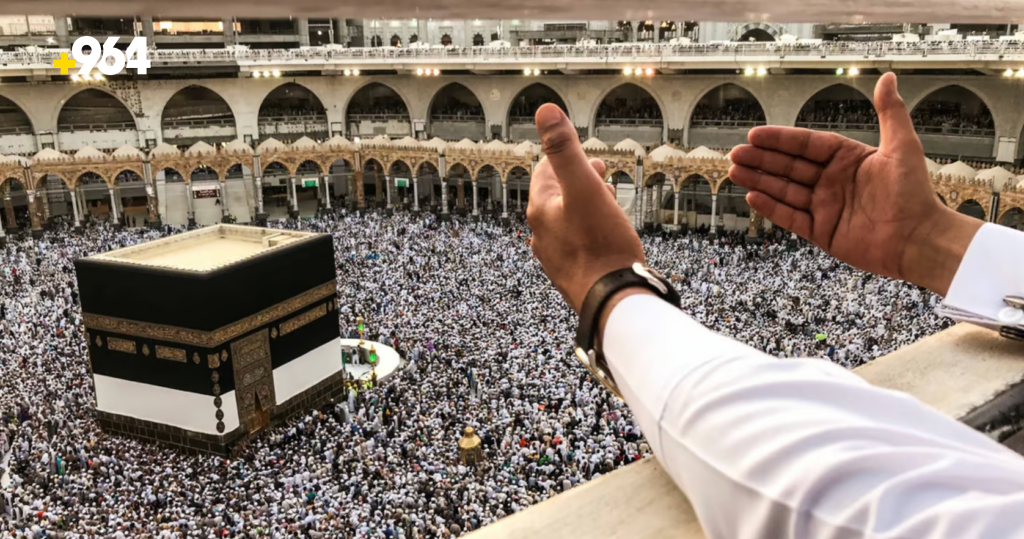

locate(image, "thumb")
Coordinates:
535 104 607 208
874 73 921 156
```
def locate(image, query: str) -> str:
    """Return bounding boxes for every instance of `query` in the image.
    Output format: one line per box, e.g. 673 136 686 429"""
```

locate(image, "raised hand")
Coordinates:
528 104 645 313
728 73 982 296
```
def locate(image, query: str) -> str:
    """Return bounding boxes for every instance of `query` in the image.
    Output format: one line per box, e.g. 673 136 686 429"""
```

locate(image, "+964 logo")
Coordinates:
53 36 151 77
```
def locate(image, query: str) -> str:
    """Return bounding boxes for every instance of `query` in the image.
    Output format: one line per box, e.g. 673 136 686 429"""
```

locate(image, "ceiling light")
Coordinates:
253 71 262 78
93 73 104 81
533 68 541 76
645 68 654 76
622 67 632 76
353 69 360 76
272 70 281 78
756 67 767 76
523 68 532 76
433 69 440 76
417 68 424 76
849 67 860 75
71 74 80 82
343 69 351 76
1005 69 1015 77
1017 69 1024 78
262 71 270 77
836 67 845 75
744 67 754 76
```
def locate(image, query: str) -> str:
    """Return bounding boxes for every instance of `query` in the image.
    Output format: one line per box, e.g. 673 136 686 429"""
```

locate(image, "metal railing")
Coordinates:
597 117 663 126
2 40 1022 67
914 125 996 137
347 114 409 122
690 119 767 128
164 117 235 128
796 121 880 132
0 125 33 135
431 114 486 121
56 122 136 132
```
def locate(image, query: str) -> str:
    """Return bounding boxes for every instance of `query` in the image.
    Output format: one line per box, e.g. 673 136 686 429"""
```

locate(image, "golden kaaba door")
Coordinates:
231 329 276 435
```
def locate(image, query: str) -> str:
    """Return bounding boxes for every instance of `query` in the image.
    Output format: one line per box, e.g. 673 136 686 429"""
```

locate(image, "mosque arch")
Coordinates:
161 85 237 147
909 85 995 137
258 83 329 143
956 199 986 221
796 84 877 131
427 83 486 140
0 95 35 133
190 166 219 182
58 88 137 131
506 83 570 143
739 28 775 42
689 83 766 128
998 207 1024 230
593 83 665 145
344 82 413 138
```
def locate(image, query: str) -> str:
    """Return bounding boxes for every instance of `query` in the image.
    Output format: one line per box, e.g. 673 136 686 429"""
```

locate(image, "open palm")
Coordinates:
729 73 978 293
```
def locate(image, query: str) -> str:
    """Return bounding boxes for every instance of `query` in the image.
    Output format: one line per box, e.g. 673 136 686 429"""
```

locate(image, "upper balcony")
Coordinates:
2 41 1023 77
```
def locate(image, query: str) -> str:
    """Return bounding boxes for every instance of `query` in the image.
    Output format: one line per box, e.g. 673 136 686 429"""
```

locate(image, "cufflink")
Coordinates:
999 296 1024 342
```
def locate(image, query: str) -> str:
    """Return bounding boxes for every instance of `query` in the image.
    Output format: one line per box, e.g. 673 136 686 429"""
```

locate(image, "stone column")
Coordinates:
288 177 299 218
53 15 71 48
471 180 479 217
143 161 161 227
501 182 508 219
385 174 393 215
108 187 120 226
412 176 420 212
517 186 522 210
297 18 311 47
324 176 332 210
3 193 16 231
631 21 638 42
222 17 235 45
440 176 450 219
355 170 366 210
141 16 155 42
77 188 87 225
219 178 229 222
654 22 661 43
374 164 382 204
27 190 43 237
0 219 5 244
39 185 50 223
673 190 680 225
185 183 196 226
70 187 82 229
655 182 663 226
456 179 465 210
254 176 265 215
639 186 648 229
710 193 718 235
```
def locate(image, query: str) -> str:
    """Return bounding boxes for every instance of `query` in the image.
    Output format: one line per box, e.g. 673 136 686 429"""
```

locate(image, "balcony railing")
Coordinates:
796 121 880 132
431 114 486 121
597 117 664 127
57 121 136 132
347 113 409 122
1 40 1022 67
915 125 996 137
690 119 767 128
0 125 33 135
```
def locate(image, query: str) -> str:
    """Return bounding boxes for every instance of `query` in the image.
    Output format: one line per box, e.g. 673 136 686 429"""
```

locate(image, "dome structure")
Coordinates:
976 165 1017 192
581 137 609 151
290 136 319 149
74 146 108 160
31 148 69 164
422 137 448 151
185 141 216 157
613 138 646 157
256 138 287 154
223 139 254 154
322 135 355 150
937 160 977 180
649 144 687 162
686 146 725 159
112 145 145 159
923 157 942 174
150 142 181 157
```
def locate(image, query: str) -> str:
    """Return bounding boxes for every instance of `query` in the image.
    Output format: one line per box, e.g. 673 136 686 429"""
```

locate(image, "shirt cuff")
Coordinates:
944 223 1024 320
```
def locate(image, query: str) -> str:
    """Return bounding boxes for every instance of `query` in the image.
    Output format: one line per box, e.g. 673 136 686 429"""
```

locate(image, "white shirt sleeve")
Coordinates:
944 223 1024 320
603 294 1024 539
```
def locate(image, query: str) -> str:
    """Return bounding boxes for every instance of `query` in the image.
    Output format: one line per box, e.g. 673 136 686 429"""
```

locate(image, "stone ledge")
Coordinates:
467 323 1024 539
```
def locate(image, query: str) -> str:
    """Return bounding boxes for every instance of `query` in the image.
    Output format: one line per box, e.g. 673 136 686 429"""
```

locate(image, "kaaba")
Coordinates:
77 225 345 455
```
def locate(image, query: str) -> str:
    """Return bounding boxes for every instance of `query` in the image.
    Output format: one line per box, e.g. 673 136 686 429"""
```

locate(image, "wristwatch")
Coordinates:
574 262 681 399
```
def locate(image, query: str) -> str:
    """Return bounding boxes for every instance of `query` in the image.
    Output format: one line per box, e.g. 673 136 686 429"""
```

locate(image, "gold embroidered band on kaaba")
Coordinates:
82 281 337 347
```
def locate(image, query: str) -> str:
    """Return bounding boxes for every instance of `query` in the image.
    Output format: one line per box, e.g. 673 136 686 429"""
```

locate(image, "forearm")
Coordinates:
900 209 982 297
602 294 1024 539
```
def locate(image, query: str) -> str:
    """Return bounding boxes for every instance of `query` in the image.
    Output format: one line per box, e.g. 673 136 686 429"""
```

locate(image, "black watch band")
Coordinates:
574 263 681 398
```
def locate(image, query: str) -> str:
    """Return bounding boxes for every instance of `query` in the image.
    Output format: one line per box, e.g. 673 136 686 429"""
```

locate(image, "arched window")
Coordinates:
472 33 485 46
371 35 383 47
390 34 402 47
441 34 452 46
409 34 419 43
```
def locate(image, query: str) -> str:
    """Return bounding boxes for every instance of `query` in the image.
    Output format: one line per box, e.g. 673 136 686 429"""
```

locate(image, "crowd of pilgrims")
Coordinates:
596 98 663 122
796 99 879 128
0 210 954 537
689 100 767 124
910 103 995 132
